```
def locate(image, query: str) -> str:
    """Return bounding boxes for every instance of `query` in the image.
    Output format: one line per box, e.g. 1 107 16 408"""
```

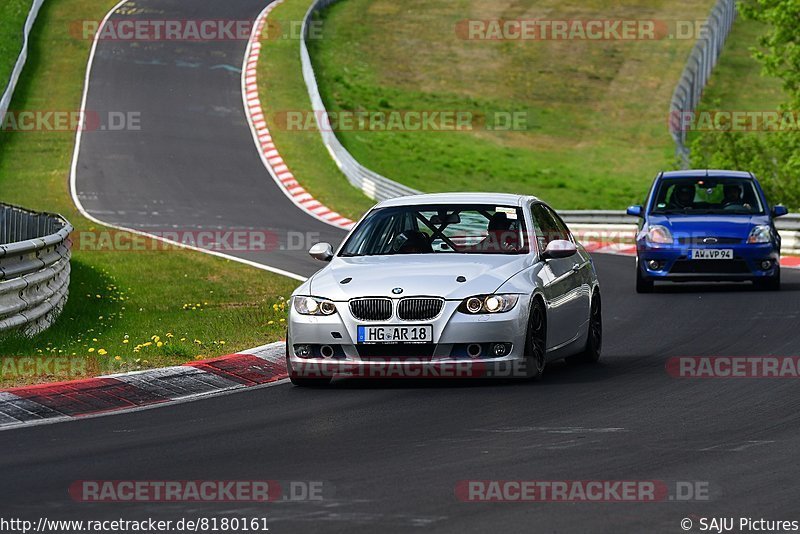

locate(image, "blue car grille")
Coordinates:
677 236 743 245
670 259 750 274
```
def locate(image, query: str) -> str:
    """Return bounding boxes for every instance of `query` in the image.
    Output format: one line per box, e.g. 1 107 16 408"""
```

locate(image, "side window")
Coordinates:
545 206 574 244
531 204 559 252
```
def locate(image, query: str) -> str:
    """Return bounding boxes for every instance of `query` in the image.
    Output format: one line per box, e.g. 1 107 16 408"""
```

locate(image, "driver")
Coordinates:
723 184 743 206
669 184 695 209
473 212 518 252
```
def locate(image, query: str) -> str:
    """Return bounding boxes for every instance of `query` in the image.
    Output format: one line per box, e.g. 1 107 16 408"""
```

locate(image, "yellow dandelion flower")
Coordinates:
88 348 95 353
122 339 129 344
98 349 107 355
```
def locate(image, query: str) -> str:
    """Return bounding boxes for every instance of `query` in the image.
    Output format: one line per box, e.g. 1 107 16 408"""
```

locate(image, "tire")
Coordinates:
636 259 654 293
523 298 547 380
286 341 332 387
754 267 781 291
567 291 602 364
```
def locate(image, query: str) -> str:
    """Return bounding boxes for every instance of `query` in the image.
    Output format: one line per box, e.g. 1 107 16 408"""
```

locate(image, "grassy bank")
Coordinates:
302 0 718 209
0 0 299 387
0 0 33 89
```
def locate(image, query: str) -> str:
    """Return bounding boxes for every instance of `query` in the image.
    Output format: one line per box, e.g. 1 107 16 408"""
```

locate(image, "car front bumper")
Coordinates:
637 241 780 281
286 296 532 379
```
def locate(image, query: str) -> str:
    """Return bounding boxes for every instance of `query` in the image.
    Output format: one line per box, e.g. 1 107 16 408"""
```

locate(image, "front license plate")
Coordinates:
690 249 734 260
357 325 433 344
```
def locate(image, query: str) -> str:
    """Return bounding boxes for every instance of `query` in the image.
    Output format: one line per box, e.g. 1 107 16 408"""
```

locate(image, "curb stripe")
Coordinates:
0 343 287 430
241 0 355 231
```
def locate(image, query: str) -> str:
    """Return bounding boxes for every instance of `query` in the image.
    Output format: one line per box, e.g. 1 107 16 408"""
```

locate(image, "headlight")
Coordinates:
459 294 519 314
747 225 772 244
293 296 337 316
646 225 673 245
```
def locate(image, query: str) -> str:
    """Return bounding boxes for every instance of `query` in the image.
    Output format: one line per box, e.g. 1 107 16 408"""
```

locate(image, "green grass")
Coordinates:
0 0 33 90
0 0 300 387
257 2 375 220
297 0 718 209
688 17 786 146
698 19 785 111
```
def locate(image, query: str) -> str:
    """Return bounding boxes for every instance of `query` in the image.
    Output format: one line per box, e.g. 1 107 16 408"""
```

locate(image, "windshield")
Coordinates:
650 177 764 215
339 204 528 256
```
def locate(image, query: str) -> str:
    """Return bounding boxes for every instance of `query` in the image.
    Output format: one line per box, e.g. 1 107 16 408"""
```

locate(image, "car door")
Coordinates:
531 203 585 348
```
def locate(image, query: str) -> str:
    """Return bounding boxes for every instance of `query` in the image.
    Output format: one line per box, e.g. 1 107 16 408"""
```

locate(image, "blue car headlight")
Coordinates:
293 296 337 316
459 294 519 314
646 225 673 245
747 225 772 244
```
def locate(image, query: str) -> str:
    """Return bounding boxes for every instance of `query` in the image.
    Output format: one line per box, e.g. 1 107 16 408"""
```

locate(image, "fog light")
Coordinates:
647 260 662 270
467 344 482 358
295 345 311 358
761 260 773 270
492 343 508 357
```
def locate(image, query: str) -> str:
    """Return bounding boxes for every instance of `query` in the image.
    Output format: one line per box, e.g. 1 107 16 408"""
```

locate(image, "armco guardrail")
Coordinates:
0 0 46 126
0 204 72 335
668 0 737 167
300 0 419 202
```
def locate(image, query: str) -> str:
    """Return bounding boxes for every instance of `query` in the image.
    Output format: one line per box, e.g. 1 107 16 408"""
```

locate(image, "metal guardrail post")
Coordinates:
668 0 738 167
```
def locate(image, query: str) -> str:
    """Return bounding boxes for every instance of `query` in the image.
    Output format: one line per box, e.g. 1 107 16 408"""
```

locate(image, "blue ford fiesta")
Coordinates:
627 170 788 293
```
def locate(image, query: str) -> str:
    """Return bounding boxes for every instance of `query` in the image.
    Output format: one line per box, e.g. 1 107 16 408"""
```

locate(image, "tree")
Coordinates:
690 0 800 208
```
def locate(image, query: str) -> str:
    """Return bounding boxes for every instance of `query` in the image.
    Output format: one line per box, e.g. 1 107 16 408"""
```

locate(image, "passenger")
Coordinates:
669 184 695 209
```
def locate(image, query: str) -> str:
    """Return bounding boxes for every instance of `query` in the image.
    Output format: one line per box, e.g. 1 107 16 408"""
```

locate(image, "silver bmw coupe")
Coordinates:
286 193 601 386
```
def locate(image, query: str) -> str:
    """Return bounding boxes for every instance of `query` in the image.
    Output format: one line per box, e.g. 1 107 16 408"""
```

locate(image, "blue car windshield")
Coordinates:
650 178 765 215
339 204 529 256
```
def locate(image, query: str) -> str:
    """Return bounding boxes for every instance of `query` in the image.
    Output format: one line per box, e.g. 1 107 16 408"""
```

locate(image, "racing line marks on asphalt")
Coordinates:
0 343 288 430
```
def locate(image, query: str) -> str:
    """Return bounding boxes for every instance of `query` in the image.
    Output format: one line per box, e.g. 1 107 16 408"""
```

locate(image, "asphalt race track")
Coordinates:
73 0 343 277
11 0 800 532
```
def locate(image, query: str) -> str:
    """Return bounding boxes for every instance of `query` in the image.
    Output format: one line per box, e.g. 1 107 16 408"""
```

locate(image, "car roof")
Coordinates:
660 169 754 180
375 192 538 208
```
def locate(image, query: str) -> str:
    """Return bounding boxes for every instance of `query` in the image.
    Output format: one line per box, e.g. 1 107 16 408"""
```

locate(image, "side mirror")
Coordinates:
542 240 577 260
772 205 789 218
626 205 643 218
309 242 333 262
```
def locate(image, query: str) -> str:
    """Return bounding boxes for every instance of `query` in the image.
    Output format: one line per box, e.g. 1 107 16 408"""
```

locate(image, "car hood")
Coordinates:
307 254 532 301
648 214 770 239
